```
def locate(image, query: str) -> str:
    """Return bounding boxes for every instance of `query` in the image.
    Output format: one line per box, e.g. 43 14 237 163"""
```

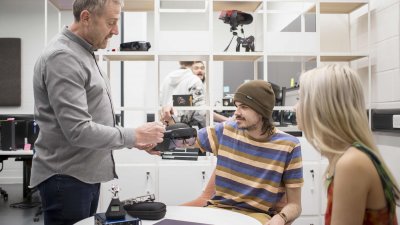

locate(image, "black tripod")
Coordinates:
223 25 255 52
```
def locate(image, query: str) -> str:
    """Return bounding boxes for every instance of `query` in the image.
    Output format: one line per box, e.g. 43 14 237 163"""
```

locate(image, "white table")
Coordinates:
75 206 262 225
0 150 34 199
0 149 34 156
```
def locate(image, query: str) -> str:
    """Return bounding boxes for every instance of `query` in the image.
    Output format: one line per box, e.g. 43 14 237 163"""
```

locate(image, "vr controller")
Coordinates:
154 126 197 152
236 35 255 52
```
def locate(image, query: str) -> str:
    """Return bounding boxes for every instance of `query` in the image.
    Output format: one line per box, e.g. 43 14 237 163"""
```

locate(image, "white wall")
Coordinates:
365 0 400 217
0 0 46 183
367 0 400 177
0 0 45 115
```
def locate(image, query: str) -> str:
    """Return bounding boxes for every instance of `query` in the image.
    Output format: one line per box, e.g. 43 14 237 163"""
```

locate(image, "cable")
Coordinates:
9 201 41 209
223 33 236 52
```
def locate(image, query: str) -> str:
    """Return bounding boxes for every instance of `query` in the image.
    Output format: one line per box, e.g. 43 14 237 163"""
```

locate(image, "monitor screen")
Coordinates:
283 87 299 106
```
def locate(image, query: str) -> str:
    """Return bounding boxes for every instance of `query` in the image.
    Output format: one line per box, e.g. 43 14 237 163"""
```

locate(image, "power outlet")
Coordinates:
393 115 400 128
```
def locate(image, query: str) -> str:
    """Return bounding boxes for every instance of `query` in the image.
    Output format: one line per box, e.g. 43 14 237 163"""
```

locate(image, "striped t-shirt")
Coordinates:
197 120 303 213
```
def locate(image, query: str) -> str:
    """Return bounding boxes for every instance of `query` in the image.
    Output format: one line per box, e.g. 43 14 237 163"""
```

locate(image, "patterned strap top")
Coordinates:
325 143 398 225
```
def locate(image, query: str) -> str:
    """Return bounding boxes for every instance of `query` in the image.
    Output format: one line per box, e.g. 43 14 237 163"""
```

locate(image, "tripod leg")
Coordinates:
223 35 236 52
236 37 242 52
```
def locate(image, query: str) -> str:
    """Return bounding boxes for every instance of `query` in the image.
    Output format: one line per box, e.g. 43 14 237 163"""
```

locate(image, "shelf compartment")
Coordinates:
159 10 210 52
124 0 154 12
266 32 318 54
320 53 368 62
158 53 209 61
213 52 263 61
309 1 368 14
267 54 316 62
100 52 155 61
48 0 154 11
117 106 158 111
213 0 263 12
159 0 207 12
48 0 72 10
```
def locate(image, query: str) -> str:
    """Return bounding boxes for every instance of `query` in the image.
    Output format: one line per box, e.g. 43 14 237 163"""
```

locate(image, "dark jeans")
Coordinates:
37 174 100 225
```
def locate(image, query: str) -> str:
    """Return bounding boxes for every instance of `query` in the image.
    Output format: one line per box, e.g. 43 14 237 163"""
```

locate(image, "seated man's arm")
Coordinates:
267 187 302 225
181 169 216 206
213 112 229 123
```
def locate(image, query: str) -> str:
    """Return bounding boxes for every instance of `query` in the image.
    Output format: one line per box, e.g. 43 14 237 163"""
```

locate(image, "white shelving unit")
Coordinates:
45 1 371 223
44 0 371 124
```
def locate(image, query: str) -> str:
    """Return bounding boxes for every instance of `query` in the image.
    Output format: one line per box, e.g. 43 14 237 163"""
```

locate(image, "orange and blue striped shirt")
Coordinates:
197 121 303 213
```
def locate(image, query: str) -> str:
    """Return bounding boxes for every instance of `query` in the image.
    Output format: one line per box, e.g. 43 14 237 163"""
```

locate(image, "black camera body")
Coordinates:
219 10 253 31
120 41 151 51
219 10 255 52
236 35 255 52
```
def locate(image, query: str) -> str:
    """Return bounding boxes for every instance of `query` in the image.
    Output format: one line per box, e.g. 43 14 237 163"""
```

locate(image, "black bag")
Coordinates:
124 202 166 220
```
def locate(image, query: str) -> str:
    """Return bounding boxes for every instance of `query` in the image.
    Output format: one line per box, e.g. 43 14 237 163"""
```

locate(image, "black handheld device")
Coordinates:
106 198 126 220
120 41 151 51
154 123 197 152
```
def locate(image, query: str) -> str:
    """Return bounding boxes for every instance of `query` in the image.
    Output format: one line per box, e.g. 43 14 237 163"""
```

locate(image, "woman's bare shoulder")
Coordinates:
335 146 375 180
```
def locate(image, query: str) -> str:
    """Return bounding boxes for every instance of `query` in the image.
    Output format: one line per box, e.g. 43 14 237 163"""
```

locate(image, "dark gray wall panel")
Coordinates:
0 38 21 106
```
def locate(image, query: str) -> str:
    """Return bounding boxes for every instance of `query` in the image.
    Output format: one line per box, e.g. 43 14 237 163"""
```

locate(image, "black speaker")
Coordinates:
1 120 15 150
0 120 26 150
14 120 26 149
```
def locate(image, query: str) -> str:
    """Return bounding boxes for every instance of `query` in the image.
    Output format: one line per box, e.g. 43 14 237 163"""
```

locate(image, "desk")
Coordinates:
75 206 262 225
0 150 34 199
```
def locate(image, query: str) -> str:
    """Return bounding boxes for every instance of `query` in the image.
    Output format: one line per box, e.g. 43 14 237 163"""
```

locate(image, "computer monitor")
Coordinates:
0 114 38 149
269 82 284 106
279 87 299 126
283 87 299 106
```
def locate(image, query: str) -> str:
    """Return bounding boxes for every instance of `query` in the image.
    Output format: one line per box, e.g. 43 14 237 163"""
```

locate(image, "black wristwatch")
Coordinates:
278 212 288 223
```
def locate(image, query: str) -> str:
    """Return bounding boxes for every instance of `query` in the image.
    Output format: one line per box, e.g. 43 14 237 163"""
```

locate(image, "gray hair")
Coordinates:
73 0 123 21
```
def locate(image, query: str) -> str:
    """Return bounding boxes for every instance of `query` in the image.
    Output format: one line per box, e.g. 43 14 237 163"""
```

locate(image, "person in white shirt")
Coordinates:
160 61 206 128
191 61 229 123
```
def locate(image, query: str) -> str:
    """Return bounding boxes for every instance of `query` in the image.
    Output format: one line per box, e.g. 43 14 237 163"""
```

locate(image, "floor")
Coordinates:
0 183 44 225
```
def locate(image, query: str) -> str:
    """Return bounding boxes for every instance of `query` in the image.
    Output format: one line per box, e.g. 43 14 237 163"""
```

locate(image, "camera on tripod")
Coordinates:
219 10 255 52
219 10 253 30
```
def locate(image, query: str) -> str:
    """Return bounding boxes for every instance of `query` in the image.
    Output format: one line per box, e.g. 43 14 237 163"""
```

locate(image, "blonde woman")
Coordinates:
295 64 399 225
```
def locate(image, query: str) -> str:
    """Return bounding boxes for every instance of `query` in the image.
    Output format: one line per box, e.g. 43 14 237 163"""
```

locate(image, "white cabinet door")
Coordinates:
300 162 321 216
98 164 157 212
292 216 320 225
298 137 321 161
158 163 215 205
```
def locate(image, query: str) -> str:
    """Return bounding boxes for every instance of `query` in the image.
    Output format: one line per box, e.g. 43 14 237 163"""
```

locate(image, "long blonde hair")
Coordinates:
298 64 399 194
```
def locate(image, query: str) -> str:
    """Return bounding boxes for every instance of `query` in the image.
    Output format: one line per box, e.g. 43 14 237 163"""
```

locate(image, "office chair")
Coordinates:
0 187 8 201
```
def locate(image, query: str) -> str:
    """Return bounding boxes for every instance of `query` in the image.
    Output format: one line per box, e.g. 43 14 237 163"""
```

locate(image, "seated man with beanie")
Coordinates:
161 80 303 225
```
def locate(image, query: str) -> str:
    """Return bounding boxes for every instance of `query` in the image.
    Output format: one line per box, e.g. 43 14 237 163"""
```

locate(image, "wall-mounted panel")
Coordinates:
0 38 21 106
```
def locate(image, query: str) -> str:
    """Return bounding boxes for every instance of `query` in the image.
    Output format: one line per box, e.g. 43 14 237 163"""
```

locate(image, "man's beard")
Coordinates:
236 116 258 131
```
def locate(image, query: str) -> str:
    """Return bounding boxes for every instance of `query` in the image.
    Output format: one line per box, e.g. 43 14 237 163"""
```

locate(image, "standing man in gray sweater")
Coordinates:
31 0 165 224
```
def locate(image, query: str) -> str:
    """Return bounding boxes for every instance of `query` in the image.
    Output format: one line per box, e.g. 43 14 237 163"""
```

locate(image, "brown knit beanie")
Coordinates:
233 80 275 119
